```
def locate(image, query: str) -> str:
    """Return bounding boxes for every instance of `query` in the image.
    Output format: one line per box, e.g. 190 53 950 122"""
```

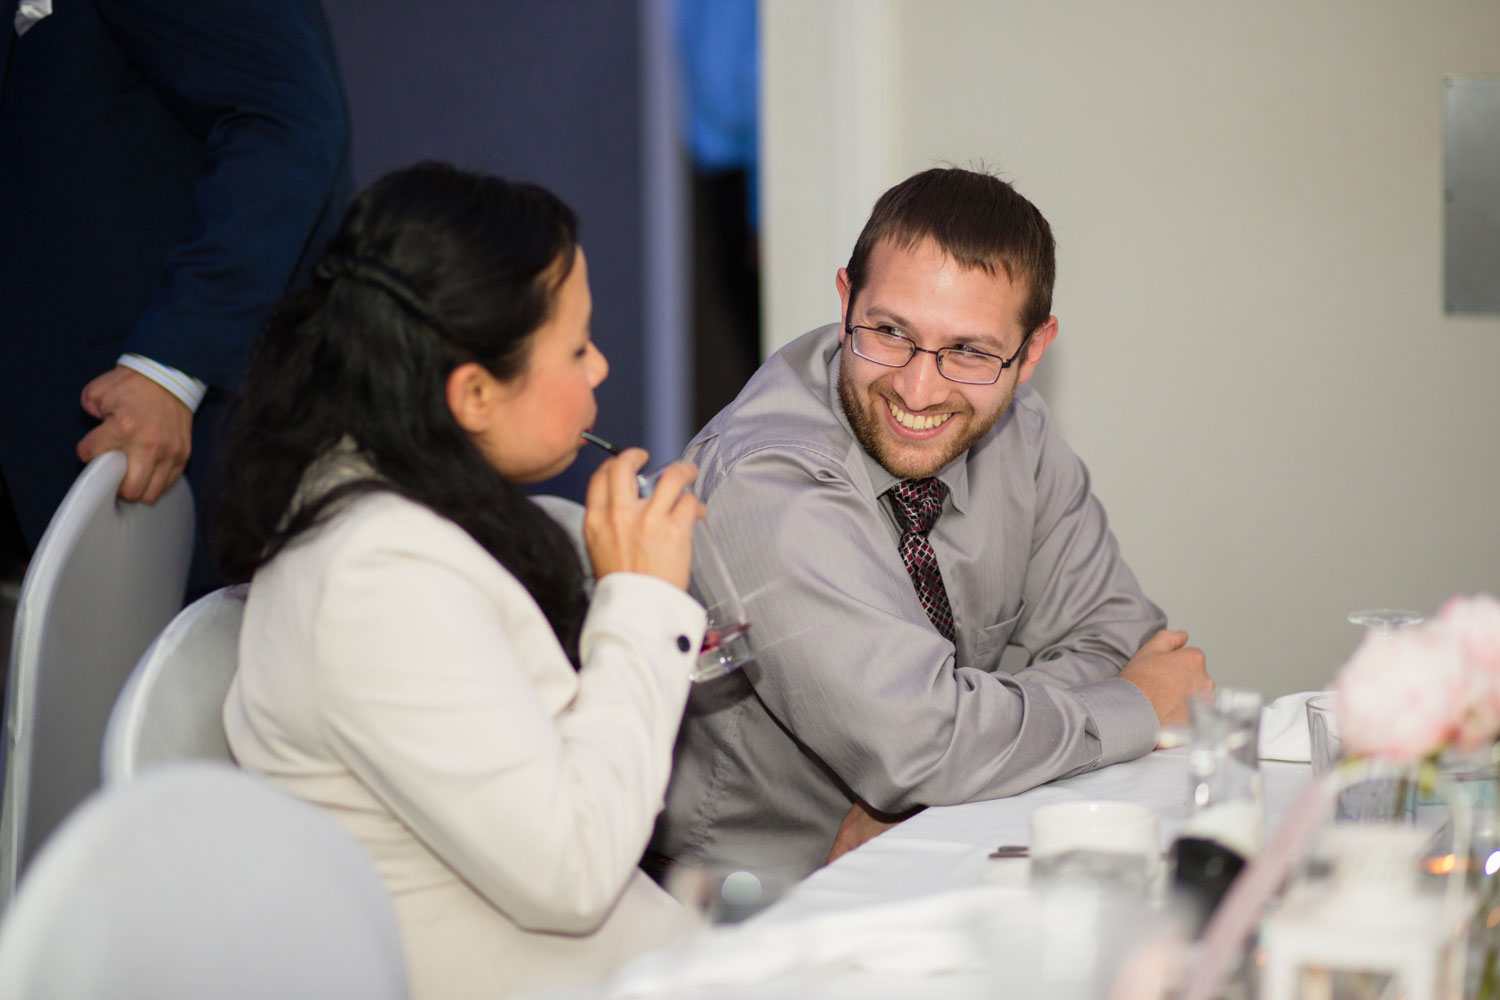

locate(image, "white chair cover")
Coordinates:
0 451 193 906
101 585 247 784
0 762 409 999
531 493 593 594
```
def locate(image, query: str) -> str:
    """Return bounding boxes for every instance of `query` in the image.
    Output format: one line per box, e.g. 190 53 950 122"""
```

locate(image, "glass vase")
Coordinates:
1437 744 1500 999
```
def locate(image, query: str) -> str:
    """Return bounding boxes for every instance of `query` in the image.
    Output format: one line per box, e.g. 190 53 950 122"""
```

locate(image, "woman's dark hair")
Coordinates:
217 161 589 665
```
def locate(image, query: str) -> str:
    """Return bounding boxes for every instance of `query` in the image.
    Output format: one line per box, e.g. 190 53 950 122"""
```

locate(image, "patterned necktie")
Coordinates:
887 478 956 642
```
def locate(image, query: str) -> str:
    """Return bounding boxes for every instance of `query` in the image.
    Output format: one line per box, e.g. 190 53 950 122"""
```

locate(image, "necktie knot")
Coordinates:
889 478 948 536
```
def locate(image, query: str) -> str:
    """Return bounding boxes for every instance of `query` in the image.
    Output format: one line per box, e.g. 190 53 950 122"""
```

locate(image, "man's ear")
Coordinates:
836 268 852 342
445 361 499 434
1016 316 1059 386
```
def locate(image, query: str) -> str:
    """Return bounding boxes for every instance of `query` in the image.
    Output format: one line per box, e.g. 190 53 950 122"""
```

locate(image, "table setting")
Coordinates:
538 596 1500 1000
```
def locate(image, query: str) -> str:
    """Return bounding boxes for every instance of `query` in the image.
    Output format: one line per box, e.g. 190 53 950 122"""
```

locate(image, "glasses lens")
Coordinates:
937 351 1003 384
852 328 915 367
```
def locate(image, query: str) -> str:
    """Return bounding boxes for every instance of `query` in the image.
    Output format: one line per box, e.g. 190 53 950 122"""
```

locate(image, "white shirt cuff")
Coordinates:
14 0 53 36
117 354 207 413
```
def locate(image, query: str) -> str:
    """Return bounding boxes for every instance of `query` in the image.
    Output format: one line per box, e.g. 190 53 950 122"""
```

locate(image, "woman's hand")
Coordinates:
583 448 704 591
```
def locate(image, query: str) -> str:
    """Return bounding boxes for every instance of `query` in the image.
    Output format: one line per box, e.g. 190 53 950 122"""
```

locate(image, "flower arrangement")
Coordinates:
1334 594 1500 761
1183 594 1500 1000
1332 593 1500 999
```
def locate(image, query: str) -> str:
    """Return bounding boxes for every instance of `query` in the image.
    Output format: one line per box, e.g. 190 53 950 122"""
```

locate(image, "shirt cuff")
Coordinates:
117 354 207 413
1069 676 1160 766
587 573 709 666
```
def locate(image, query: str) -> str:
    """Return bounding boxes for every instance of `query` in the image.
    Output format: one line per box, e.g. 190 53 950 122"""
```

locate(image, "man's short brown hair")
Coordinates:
845 167 1056 335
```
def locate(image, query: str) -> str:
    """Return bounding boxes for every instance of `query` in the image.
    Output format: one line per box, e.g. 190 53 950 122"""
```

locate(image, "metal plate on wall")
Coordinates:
1445 75 1500 315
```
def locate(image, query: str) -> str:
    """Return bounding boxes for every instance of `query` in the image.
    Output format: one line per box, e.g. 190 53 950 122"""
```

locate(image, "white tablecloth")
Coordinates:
786 750 1308 916
539 750 1313 1000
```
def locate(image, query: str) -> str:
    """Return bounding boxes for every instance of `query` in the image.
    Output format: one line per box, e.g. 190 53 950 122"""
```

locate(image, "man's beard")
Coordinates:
836 352 1014 480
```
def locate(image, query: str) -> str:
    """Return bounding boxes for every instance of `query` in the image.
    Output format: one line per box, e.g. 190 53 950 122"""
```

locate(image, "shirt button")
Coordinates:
676 635 691 653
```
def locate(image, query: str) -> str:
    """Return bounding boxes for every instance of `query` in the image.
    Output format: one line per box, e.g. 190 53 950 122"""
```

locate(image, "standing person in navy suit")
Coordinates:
0 0 352 594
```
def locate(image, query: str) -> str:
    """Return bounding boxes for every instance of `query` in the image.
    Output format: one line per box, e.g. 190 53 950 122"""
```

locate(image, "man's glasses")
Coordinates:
845 324 1032 386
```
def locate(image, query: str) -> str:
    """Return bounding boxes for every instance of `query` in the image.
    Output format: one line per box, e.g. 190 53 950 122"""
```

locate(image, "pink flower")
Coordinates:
1437 594 1500 748
1454 694 1500 751
1333 623 1469 761
1442 594 1500 693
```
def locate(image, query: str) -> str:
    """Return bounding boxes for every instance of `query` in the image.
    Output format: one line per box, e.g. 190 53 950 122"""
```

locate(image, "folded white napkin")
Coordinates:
607 885 1017 997
1257 691 1321 762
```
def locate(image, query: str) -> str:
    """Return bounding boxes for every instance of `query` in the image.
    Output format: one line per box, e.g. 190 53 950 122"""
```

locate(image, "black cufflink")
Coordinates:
676 635 691 653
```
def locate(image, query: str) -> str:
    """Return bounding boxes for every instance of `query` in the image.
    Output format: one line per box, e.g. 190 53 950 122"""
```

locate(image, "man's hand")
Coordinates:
77 367 193 503
826 800 923 865
1118 629 1213 731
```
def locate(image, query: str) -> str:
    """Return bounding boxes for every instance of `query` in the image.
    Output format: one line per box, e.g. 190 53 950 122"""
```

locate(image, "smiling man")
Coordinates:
648 168 1213 881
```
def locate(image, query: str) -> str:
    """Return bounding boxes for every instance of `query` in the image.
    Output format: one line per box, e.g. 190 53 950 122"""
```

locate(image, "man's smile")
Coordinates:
884 396 956 434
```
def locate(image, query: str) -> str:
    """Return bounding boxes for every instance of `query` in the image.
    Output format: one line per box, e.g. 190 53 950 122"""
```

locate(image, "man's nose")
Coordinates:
891 349 949 411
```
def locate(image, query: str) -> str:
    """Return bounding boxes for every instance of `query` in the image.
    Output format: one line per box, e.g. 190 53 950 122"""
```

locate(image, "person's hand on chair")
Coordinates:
77 367 192 503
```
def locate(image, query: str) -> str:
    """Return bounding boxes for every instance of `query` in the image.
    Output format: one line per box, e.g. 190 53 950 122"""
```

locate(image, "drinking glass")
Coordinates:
663 865 783 925
637 466 755 683
1029 800 1162 898
1305 693 1342 775
1307 692 1415 823
1323 609 1424 823
1185 687 1265 855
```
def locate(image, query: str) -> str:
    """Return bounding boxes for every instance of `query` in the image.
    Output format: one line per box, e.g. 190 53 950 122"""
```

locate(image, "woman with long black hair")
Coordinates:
219 161 706 999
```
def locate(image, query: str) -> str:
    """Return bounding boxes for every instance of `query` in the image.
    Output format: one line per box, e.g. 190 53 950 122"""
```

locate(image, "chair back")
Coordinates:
0 761 409 999
101 585 246 784
530 494 593 594
0 452 193 906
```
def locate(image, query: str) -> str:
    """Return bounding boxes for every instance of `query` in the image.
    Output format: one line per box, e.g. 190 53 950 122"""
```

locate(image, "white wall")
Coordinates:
761 0 1500 698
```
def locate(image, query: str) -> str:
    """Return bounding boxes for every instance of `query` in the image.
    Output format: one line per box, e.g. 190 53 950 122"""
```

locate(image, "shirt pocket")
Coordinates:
958 599 1026 670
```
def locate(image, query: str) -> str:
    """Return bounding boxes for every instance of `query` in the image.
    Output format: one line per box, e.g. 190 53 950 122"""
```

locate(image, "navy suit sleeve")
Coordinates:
92 0 351 388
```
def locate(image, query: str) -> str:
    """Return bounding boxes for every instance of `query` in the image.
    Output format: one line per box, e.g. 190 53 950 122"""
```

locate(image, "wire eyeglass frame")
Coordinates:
844 323 1035 385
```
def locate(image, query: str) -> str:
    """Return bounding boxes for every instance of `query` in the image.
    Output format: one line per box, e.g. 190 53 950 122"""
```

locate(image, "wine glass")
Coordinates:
580 433 757 682
1318 609 1425 823
1346 608 1424 636
634 464 755 683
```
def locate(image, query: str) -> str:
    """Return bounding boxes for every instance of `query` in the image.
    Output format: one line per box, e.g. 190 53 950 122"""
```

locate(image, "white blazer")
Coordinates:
224 487 707 1000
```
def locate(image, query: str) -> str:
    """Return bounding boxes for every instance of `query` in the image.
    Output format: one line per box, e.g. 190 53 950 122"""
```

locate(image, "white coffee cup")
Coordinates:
1028 800 1162 896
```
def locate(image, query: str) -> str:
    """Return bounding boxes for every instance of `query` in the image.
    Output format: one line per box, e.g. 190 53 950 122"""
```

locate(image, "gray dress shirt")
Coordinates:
650 325 1165 880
